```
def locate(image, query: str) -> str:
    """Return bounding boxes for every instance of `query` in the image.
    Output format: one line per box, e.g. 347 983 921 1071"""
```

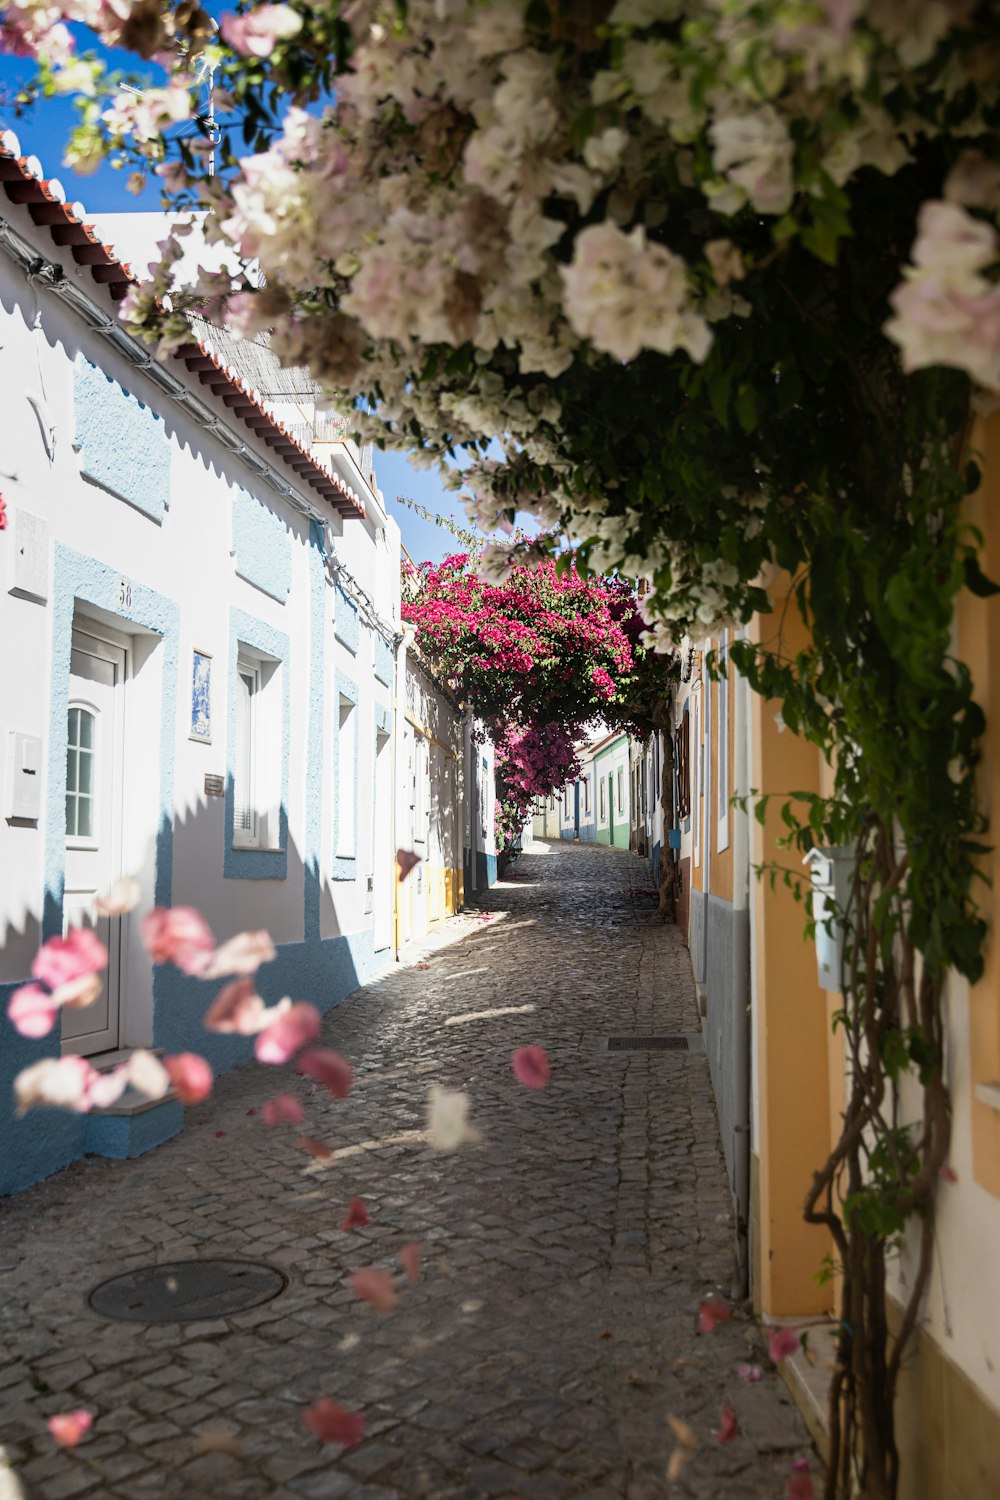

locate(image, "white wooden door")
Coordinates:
373 728 392 952
62 628 126 1056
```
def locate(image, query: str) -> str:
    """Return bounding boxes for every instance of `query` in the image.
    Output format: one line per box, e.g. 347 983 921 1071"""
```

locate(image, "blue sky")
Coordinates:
0 39 502 565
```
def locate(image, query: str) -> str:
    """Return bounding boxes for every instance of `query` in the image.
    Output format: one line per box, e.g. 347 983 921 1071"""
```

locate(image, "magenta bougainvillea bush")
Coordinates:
403 552 654 851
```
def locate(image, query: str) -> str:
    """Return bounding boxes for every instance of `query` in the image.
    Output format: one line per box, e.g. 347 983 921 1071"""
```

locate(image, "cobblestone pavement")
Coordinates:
0 840 815 1500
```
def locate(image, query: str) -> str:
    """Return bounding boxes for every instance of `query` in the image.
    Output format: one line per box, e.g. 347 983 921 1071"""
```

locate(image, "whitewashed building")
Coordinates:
0 133 402 1193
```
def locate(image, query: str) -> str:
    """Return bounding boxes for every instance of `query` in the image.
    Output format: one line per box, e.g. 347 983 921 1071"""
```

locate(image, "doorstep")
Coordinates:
84 1047 184 1162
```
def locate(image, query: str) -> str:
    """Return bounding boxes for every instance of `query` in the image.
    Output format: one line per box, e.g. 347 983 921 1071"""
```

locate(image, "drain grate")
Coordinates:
607 1035 690 1052
88 1258 287 1323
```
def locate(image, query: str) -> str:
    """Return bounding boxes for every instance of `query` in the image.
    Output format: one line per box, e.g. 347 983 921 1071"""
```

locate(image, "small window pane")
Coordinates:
78 750 93 796
79 712 94 749
66 793 77 837
77 797 93 838
68 707 80 747
66 749 78 793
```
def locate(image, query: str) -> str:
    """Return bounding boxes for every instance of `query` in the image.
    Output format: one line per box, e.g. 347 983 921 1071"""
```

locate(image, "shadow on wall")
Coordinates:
0 789 387 1199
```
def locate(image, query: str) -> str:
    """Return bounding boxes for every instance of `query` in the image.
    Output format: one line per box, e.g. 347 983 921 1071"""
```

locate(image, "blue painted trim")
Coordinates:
373 633 394 688
46 545 179 939
232 486 292 603
334 581 359 654
304 523 326 941
225 607 290 880
332 669 359 881
73 357 171 523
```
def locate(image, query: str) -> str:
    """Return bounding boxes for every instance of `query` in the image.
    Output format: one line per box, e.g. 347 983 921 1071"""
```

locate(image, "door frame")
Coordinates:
61 618 130 1057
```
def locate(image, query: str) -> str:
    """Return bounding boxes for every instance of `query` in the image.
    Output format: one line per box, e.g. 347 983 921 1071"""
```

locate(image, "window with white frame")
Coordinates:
616 766 624 813
717 635 730 853
337 693 357 858
234 650 282 850
599 777 606 821
583 776 591 815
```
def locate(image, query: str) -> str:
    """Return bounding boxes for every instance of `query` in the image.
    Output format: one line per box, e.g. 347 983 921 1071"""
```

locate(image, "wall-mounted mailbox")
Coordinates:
6 731 42 821
803 846 853 993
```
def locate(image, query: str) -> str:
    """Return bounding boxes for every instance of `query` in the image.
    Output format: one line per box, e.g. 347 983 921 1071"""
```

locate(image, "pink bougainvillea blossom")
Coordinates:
32 927 107 993
767 1326 801 1362
350 1267 398 1314
512 1045 550 1090
47 1411 93 1448
203 930 276 979
698 1298 731 1333
7 983 60 1038
94 876 141 917
262 1093 304 1126
302 1397 366 1448
163 1052 213 1105
297 1047 353 1099
716 1404 739 1444
341 1197 370 1230
141 907 215 976
396 848 421 881
938 1163 958 1183
126 1049 170 1100
399 1241 421 1284
220 4 302 58
254 1001 321 1064
735 1362 764 1383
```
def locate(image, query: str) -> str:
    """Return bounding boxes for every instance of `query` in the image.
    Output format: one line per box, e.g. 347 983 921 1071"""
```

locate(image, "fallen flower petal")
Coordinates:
598 1330 613 1339
767 1326 801 1363
341 1197 370 1231
302 1397 366 1448
297 1047 353 1099
350 1267 398 1314
163 1052 214 1105
126 1049 170 1100
141 906 215 976
94 875 141 917
716 1403 739 1444
262 1093 304 1126
255 1001 321 1064
735 1362 764 1383
296 1135 333 1160
666 1413 697 1482
698 1298 731 1333
788 1460 815 1500
47 1411 93 1448
202 929 276 980
193 1429 244 1457
32 927 107 990
396 848 421 881
51 971 103 1010
512 1045 550 1090
7 983 59 1038
204 977 269 1035
399 1241 421 1283
426 1086 481 1151
15 1056 99 1115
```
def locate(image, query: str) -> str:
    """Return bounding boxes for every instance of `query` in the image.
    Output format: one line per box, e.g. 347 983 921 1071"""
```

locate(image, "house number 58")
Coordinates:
118 577 133 610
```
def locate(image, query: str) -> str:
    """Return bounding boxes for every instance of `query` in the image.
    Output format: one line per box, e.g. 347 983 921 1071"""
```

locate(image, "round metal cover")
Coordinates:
88 1258 287 1323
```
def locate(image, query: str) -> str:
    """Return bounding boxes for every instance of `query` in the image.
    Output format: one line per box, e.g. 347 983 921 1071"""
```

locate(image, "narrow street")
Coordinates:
0 841 813 1500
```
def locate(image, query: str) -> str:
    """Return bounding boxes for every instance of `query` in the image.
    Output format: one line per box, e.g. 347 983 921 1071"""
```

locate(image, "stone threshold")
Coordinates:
765 1314 838 1460
88 1047 179 1117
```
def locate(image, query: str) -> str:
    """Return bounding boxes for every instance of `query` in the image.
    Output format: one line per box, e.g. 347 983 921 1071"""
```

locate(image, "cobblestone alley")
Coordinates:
0 841 814 1500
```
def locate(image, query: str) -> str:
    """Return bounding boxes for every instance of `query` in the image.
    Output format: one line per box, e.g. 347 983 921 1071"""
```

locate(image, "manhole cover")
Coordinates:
607 1035 690 1051
88 1258 287 1323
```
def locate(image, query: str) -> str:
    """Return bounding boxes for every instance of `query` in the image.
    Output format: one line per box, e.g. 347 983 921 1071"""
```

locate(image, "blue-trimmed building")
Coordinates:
0 136 406 1195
